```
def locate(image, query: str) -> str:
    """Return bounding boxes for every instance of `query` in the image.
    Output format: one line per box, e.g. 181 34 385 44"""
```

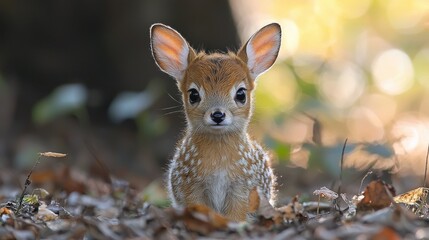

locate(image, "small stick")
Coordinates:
16 155 41 214
359 171 373 194
424 144 429 188
338 138 348 195
317 195 320 215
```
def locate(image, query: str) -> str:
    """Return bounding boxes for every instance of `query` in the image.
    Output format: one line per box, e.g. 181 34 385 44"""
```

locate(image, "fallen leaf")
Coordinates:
256 192 283 226
187 204 229 228
23 194 39 205
39 152 67 158
277 196 307 223
0 207 13 216
32 188 50 199
370 227 401 240
357 180 396 211
394 187 429 204
394 187 428 211
173 204 229 235
35 203 58 222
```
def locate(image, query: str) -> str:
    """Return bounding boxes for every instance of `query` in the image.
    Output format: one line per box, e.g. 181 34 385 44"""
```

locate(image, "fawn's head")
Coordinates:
150 23 281 135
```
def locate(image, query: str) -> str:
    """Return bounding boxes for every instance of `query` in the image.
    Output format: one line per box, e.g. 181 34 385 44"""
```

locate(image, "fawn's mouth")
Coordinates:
210 123 228 128
208 123 232 131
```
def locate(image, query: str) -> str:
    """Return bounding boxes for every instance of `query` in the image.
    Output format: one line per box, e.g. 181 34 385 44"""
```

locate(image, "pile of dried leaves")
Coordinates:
1 153 429 239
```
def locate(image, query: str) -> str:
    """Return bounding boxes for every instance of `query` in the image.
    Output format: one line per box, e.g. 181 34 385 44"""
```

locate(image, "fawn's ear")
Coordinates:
150 23 196 80
238 23 281 79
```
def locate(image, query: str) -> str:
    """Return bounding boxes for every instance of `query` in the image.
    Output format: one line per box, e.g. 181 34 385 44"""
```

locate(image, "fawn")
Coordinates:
150 23 281 221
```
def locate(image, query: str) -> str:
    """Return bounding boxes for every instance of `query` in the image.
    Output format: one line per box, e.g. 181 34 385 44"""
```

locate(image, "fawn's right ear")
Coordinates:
238 23 281 80
150 24 196 81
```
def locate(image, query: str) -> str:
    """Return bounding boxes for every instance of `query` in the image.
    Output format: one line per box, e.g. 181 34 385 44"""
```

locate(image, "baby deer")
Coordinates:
150 23 281 221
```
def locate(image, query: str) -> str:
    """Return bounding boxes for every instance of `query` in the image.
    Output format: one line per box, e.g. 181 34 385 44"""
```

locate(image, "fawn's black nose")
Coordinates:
210 111 225 124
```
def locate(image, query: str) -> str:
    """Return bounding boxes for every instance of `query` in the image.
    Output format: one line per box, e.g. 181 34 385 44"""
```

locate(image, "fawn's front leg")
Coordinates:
222 184 250 221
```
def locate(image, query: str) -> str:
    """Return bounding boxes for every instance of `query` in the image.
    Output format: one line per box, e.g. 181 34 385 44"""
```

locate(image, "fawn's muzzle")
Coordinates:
210 111 226 124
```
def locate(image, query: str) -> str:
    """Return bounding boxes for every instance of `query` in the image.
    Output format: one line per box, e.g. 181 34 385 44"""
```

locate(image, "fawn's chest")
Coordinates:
175 136 254 178
171 135 273 208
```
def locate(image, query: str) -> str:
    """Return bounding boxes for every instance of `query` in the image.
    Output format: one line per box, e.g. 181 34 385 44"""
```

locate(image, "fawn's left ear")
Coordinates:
238 23 281 80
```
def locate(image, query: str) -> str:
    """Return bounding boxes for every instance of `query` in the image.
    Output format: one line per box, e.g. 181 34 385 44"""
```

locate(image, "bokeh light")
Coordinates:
277 19 300 60
318 62 365 108
347 107 384 142
414 48 429 90
360 93 397 125
255 65 298 115
371 49 414 95
391 115 429 175
386 0 429 33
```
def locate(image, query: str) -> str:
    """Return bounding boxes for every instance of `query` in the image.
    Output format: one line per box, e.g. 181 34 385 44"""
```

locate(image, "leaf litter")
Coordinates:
1 151 429 239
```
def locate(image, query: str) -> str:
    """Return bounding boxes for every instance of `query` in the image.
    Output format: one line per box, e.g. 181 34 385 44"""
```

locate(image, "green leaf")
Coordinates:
33 84 87 124
362 143 394 158
108 80 162 123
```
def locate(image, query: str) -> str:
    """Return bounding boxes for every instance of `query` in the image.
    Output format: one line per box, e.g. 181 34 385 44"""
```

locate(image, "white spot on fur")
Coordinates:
238 158 248 166
185 153 190 161
173 151 179 160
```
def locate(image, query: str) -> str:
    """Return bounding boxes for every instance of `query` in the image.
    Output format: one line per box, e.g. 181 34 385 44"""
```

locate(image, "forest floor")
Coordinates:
0 152 428 239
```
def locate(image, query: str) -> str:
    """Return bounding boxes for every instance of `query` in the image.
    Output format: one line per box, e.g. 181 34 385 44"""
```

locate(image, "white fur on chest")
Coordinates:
207 170 229 212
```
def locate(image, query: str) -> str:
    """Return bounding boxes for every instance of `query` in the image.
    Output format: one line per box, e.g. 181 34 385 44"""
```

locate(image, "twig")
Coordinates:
300 112 322 146
317 195 320 215
424 144 429 188
84 137 112 184
16 155 42 214
338 138 348 195
359 171 373 194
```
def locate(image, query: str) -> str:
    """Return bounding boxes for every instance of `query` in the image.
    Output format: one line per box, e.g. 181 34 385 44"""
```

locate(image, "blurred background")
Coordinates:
1 0 429 203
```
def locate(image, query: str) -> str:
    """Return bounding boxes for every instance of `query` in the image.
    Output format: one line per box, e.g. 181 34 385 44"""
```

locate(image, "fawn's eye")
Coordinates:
235 87 246 104
188 88 201 104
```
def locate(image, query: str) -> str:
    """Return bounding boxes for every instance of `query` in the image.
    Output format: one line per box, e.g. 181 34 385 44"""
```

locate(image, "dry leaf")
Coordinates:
39 152 67 158
33 188 50 199
394 187 429 214
173 204 229 235
370 227 401 240
34 204 58 222
0 207 13 216
394 187 428 205
276 196 307 223
357 180 396 211
259 195 282 223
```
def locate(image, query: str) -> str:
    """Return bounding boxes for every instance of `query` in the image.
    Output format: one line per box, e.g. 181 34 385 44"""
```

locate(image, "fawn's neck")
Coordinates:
182 129 251 169
189 129 249 146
